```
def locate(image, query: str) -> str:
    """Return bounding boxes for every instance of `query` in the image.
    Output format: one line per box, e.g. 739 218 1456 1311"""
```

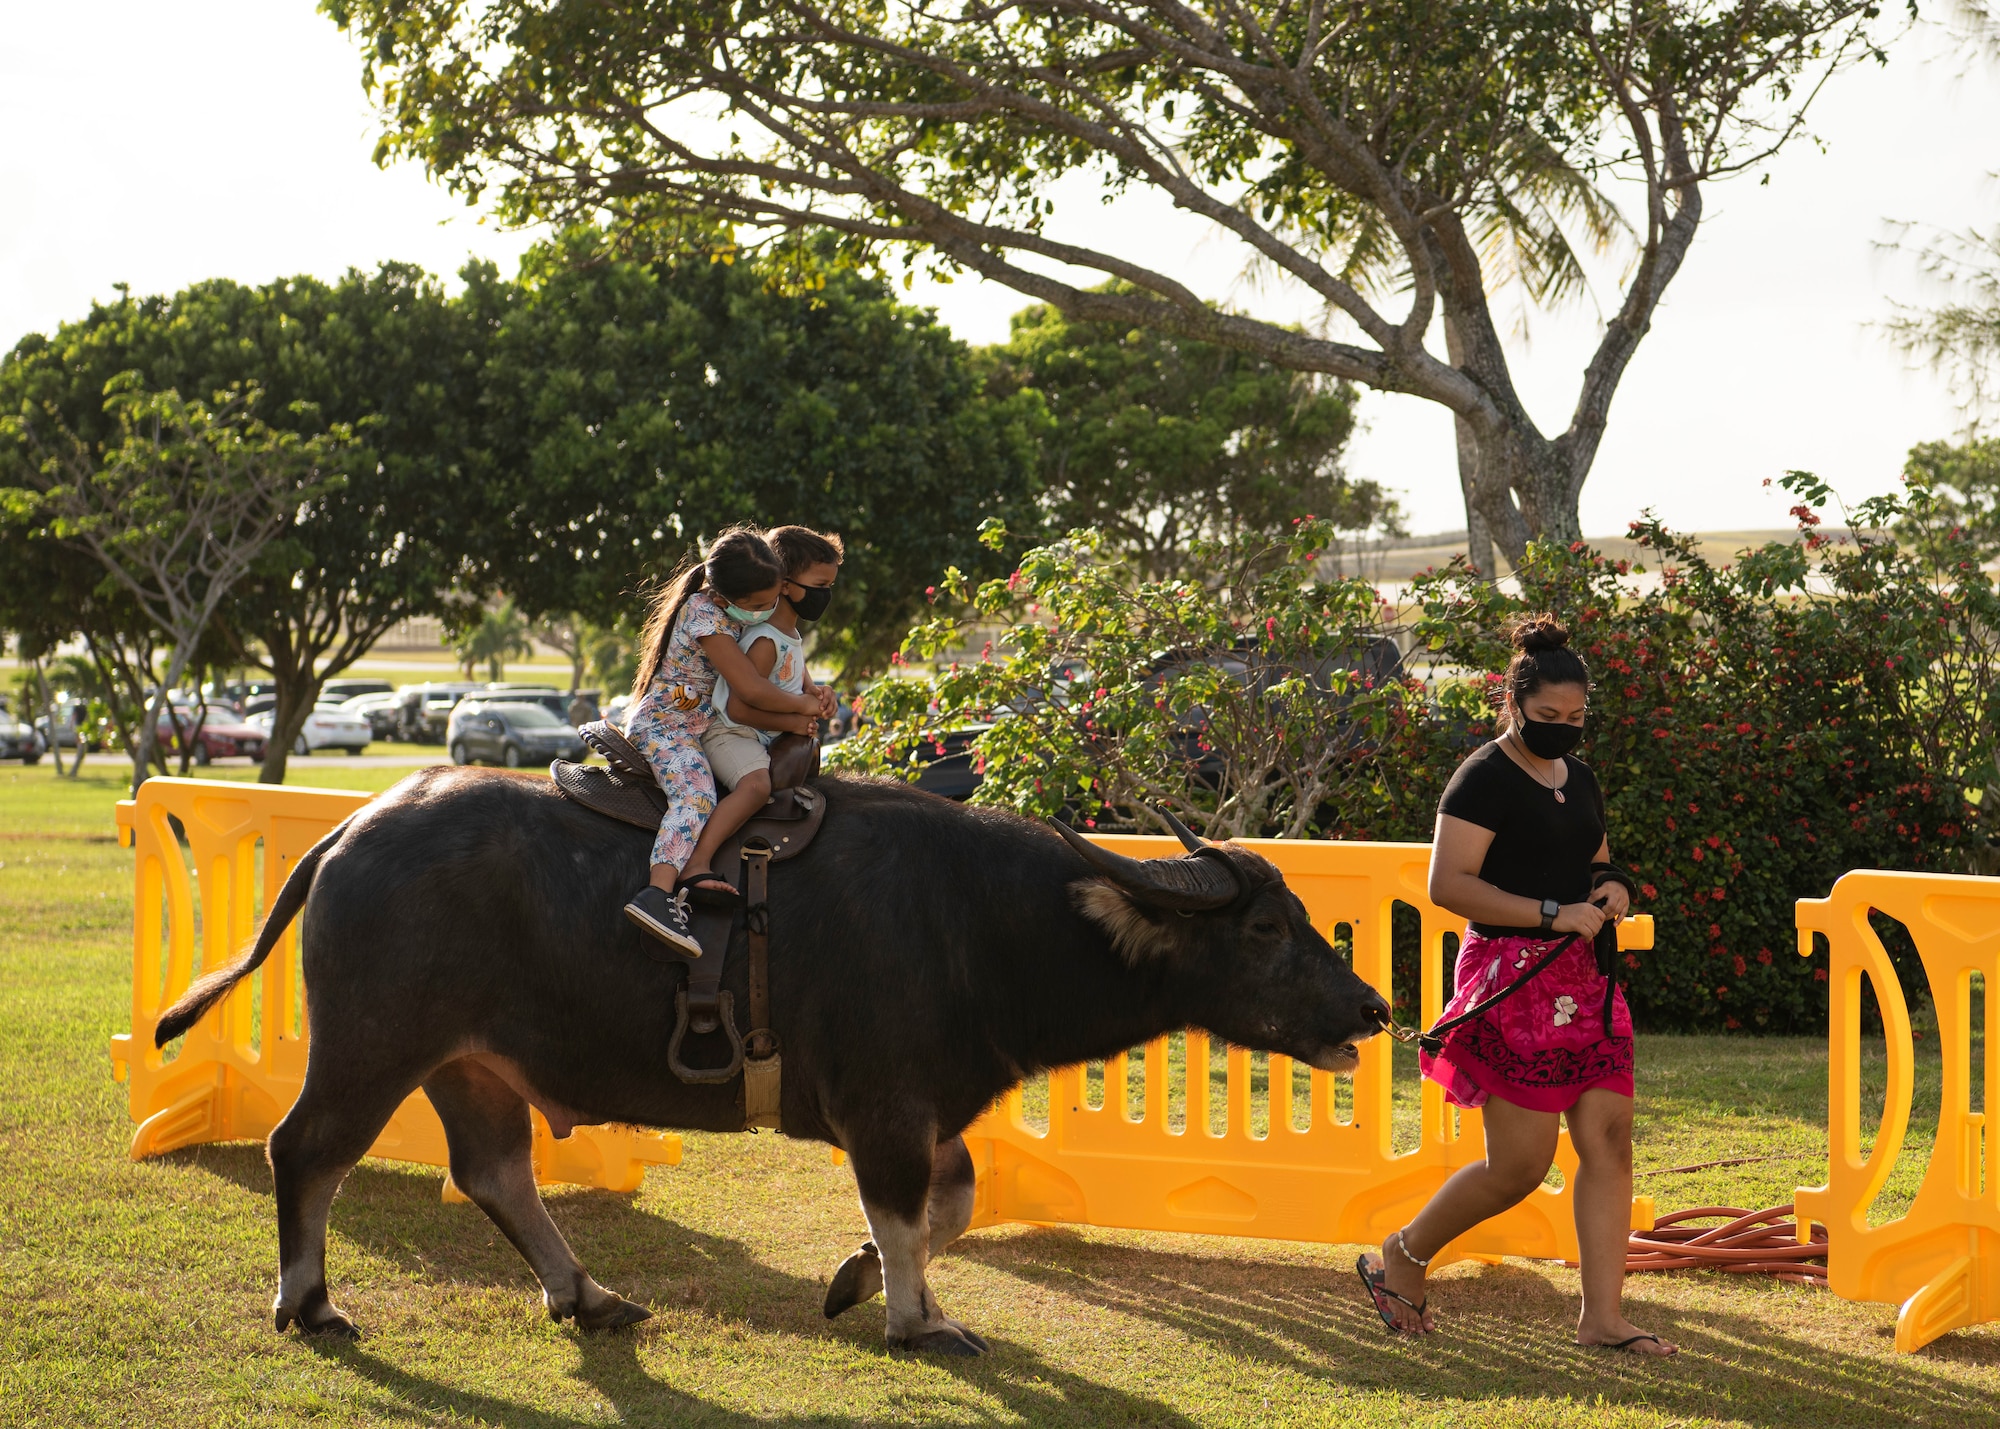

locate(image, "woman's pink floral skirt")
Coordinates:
1419 929 1634 1114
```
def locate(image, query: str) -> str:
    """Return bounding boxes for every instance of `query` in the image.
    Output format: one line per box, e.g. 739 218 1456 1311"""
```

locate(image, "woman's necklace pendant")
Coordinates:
1552 789 1566 804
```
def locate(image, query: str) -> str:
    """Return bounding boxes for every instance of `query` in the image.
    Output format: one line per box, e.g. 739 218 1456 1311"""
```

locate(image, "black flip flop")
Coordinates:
1580 1333 1676 1356
1355 1254 1428 1333
675 872 741 908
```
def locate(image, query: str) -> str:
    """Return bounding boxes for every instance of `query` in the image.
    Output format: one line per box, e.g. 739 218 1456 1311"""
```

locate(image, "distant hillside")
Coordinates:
1322 528 1837 583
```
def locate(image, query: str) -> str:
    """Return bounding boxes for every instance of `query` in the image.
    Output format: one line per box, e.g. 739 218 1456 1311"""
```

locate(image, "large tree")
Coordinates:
0 268 498 782
475 235 1044 673
980 294 1392 576
325 0 1900 572
1 380 340 789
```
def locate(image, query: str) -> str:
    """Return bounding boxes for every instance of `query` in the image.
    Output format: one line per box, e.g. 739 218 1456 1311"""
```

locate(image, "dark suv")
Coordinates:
447 701 587 768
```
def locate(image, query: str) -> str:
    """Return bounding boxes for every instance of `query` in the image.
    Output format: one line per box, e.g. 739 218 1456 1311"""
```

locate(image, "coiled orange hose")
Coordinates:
1625 1204 1828 1284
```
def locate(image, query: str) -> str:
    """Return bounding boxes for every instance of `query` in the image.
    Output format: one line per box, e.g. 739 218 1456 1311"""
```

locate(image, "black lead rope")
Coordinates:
1385 932 1582 1056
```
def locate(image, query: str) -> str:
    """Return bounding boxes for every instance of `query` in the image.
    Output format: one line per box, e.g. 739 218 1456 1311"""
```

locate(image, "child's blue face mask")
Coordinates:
724 599 777 626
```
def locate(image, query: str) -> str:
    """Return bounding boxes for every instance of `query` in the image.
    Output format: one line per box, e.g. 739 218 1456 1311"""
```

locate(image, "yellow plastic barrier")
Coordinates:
962 836 1656 1266
108 778 680 1196
1795 871 1998 1351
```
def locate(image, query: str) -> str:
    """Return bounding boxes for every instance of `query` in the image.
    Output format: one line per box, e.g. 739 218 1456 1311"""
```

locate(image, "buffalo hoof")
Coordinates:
823 1242 883 1319
575 1295 653 1332
890 1319 990 1357
547 1280 653 1332
274 1291 358 1339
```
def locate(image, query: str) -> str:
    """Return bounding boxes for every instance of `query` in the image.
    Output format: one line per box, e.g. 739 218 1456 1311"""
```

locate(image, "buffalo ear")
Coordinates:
1072 880 1180 965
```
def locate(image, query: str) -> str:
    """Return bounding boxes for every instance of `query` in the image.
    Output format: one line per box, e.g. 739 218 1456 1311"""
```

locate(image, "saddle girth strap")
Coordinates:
741 841 782 1129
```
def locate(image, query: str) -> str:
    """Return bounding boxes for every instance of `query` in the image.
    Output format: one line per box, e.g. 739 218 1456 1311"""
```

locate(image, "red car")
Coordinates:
157 706 268 765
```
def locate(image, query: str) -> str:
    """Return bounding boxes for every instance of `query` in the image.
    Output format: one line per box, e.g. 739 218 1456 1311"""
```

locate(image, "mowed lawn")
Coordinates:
1 766 1995 1428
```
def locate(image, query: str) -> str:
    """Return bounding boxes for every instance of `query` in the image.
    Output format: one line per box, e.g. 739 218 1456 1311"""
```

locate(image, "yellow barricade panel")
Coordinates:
111 779 680 1196
963 836 1656 1266
1794 871 1998 1351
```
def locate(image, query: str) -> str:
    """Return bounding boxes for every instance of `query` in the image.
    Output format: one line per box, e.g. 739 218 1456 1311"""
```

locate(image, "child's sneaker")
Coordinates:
624 885 703 958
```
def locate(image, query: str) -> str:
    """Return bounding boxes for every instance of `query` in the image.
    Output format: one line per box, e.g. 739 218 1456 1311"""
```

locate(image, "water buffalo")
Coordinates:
156 768 1389 1353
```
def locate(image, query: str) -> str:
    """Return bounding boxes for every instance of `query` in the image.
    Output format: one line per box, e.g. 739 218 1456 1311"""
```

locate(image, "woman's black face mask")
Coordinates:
789 582 834 623
1517 715 1583 759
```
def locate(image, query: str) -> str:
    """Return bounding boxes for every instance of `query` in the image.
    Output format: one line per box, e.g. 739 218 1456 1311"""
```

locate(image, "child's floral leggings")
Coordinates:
623 699 715 870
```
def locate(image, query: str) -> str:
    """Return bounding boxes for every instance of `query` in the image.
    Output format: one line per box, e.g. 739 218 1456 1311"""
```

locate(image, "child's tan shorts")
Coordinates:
701 724 771 790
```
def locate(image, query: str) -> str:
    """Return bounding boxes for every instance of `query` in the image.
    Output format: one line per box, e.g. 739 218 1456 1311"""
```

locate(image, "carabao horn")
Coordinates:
1049 818 1240 911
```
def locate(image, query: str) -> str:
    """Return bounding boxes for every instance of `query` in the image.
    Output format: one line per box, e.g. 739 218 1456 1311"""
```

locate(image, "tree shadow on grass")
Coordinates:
952 1228 2000 1429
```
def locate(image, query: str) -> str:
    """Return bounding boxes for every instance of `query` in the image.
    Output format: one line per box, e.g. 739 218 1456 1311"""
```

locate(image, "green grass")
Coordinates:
1 767 1996 1427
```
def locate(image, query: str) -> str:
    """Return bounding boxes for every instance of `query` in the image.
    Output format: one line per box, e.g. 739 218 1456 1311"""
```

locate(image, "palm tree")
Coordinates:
455 599 534 681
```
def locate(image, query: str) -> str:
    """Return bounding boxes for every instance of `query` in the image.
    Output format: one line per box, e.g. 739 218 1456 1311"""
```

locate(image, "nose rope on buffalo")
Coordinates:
1375 934 1828 1285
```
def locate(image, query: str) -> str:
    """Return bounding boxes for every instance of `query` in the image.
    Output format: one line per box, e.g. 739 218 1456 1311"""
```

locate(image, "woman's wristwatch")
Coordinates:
1539 897 1561 931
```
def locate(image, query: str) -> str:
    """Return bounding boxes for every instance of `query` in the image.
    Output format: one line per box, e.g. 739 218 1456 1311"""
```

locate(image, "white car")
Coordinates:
246 706 373 755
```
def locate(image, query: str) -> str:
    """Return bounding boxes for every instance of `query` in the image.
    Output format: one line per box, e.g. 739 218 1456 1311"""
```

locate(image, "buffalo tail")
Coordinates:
152 820 349 1047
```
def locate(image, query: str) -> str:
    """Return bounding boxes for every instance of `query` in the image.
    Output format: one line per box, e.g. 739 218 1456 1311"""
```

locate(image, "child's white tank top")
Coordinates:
709 622 806 745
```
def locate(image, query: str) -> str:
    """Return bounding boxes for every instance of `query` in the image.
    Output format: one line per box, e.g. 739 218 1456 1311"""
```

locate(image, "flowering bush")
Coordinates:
1411 470 1999 1031
830 516 1433 840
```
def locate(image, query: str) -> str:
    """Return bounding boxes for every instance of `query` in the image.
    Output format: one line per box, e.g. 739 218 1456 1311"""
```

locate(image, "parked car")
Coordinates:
320 678 394 704
202 680 279 715
339 691 403 740
0 704 46 763
393 682 489 743
245 705 373 755
156 704 267 765
448 701 587 767
454 691 570 725
35 697 104 752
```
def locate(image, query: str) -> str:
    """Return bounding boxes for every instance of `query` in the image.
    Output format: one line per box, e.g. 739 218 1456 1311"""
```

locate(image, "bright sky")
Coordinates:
3 2 1995 538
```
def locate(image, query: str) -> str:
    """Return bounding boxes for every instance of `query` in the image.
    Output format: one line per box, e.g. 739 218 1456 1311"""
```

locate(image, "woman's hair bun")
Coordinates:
1509 614 1571 654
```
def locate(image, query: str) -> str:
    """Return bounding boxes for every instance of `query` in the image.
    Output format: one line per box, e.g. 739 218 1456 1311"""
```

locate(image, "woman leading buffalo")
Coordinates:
1356 616 1676 1356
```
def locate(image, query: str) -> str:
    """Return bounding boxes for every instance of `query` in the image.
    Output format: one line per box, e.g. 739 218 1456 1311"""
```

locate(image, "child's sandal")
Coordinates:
675 872 741 908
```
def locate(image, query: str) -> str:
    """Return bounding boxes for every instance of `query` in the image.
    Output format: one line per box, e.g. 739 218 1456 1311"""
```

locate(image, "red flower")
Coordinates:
1708 923 1722 940
1641 883 1658 899
1735 722 1753 735
1705 834 1721 848
1733 955 1747 976
1756 948 1773 965
1813 967 1829 982
1692 847 1705 861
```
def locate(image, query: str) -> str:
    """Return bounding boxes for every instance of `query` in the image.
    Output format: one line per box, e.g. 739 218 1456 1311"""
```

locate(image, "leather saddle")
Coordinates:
551 720 828 1128
553 720 821 832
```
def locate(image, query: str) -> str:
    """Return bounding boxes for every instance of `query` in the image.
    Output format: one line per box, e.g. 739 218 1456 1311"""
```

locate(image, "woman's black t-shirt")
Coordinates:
1438 740 1605 936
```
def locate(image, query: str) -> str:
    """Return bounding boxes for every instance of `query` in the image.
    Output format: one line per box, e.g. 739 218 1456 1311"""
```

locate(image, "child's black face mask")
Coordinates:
790 583 834 623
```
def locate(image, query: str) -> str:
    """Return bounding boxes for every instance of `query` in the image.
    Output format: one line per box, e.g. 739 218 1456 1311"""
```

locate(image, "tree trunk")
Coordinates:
135 647 194 794
1465 422 1581 570
1442 315 1497 580
259 679 323 785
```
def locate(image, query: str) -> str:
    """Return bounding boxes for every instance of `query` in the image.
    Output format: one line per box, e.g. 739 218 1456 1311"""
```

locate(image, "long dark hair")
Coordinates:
631 526 782 700
1502 613 1590 711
